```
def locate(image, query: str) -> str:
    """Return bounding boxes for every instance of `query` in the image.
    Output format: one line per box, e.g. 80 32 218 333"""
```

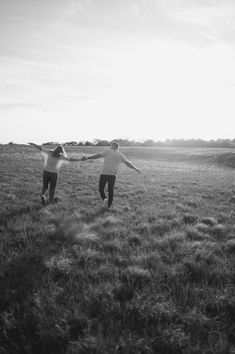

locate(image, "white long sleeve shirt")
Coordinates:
100 149 128 176
42 149 68 173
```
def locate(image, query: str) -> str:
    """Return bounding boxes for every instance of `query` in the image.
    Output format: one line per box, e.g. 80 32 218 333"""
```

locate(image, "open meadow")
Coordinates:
0 145 234 354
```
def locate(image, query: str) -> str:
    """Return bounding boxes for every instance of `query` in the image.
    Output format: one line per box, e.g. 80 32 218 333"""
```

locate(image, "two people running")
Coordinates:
29 141 140 208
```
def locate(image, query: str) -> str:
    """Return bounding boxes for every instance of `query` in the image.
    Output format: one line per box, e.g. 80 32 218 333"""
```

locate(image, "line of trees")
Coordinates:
6 138 235 148
52 138 235 148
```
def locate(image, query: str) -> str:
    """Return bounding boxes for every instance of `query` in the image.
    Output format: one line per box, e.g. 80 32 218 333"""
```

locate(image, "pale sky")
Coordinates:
0 0 235 143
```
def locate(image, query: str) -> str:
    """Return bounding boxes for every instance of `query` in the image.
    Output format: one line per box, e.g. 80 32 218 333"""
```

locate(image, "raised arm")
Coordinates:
28 142 43 151
28 142 52 154
123 159 141 173
69 157 82 162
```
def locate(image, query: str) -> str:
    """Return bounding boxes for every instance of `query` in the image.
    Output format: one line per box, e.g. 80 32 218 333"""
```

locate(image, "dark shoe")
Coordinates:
41 195 46 205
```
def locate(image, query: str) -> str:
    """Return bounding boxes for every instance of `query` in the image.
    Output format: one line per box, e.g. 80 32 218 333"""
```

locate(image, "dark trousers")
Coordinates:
99 174 116 207
42 170 58 202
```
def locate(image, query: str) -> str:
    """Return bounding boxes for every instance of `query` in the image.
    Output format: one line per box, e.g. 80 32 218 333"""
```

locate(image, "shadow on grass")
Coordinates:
0 250 49 352
216 153 235 168
81 207 113 223
0 204 43 226
0 240 69 353
0 252 47 312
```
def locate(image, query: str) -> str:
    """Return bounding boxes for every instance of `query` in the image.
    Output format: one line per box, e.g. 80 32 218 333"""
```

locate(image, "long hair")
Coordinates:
52 145 67 158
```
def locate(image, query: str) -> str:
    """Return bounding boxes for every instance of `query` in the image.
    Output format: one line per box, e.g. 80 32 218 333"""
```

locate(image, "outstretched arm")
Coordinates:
62 156 82 162
69 157 82 162
81 154 103 161
28 142 43 151
28 142 51 153
123 160 141 173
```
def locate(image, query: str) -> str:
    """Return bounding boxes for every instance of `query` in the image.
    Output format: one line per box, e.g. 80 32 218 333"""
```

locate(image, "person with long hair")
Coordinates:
28 142 81 205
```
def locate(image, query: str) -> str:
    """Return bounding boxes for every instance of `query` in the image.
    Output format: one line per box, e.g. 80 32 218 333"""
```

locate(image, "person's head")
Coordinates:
110 141 119 150
52 145 67 158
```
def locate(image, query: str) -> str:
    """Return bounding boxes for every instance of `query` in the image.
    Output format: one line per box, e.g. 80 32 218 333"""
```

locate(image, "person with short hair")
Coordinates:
81 142 140 208
28 142 81 205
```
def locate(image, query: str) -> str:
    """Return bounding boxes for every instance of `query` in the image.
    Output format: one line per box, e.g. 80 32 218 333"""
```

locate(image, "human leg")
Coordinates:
42 171 49 195
99 174 108 201
49 172 58 202
41 171 50 204
107 175 116 207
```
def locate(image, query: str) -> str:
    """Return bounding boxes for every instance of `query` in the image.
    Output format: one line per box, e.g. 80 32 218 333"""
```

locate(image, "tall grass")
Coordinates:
0 145 234 353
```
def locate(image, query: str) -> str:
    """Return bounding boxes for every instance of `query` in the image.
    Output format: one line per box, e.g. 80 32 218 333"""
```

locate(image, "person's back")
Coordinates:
101 149 126 176
81 141 140 208
28 142 81 205
43 151 66 173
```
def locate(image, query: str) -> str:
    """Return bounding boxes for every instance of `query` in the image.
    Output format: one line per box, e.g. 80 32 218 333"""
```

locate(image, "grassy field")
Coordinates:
0 145 234 354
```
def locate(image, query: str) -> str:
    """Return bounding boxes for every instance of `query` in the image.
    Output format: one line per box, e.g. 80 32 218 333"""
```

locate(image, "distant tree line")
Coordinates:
6 138 235 148
44 138 235 148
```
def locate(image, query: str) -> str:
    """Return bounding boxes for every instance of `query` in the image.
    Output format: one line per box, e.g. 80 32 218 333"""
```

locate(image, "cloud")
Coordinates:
1 0 234 60
63 0 92 16
0 54 105 115
0 0 234 143
0 102 33 110
53 0 235 45
169 1 235 43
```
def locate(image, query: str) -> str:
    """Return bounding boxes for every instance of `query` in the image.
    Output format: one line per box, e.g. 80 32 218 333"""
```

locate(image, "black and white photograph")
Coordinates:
0 1 234 353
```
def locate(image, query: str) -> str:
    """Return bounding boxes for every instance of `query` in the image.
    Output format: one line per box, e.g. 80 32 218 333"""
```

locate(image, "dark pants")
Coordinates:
42 170 58 202
99 174 116 207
